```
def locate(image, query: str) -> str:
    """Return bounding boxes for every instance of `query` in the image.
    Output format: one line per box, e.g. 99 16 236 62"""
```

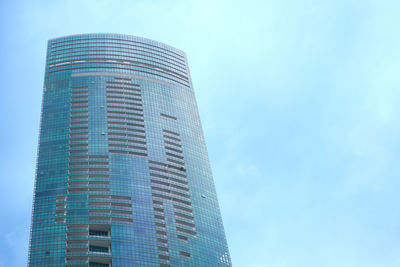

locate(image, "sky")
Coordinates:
0 0 400 266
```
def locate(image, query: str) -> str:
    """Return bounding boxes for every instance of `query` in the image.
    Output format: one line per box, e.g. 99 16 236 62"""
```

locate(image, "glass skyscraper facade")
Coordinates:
28 34 231 267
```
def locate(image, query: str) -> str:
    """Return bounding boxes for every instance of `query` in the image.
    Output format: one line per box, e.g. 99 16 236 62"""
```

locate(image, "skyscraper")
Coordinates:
28 34 231 267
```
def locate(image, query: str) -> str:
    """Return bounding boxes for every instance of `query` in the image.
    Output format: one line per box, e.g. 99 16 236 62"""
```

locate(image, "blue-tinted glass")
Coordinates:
28 33 231 267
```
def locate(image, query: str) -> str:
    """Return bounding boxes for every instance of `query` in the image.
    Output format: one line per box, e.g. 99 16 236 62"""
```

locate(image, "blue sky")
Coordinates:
1 0 400 266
